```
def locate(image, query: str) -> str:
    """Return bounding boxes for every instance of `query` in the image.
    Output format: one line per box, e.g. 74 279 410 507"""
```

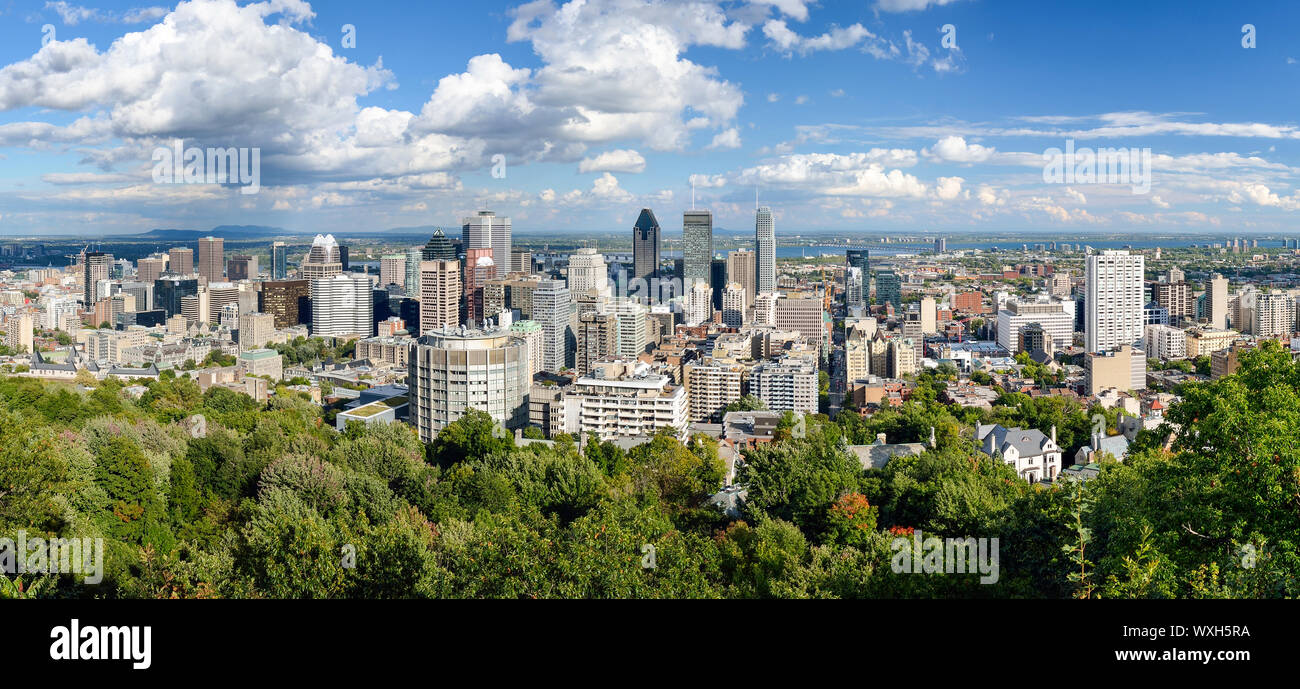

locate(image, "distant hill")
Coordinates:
130 225 288 240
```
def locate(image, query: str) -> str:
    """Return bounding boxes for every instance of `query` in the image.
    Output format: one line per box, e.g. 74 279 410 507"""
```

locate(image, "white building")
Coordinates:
750 357 818 415
567 248 609 297
407 326 531 442
976 424 1063 483
722 283 746 328
533 279 573 373
996 296 1076 353
1253 292 1295 338
560 360 687 440
1085 250 1145 353
755 206 775 295
685 362 743 422
463 210 511 279
685 280 713 326
311 274 373 338
1144 324 1187 361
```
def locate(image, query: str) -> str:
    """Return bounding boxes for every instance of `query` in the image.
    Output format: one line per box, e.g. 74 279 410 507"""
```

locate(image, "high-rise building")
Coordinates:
259 279 310 328
774 297 824 342
510 248 533 275
755 206 776 295
136 256 167 285
407 326 530 443
846 250 869 304
404 248 422 295
533 279 573 373
710 258 727 311
576 311 617 376
463 210 511 279
4 313 33 354
750 357 818 415
238 312 276 351
198 236 224 283
1253 292 1295 337
559 360 687 440
726 249 756 309
302 234 344 280
272 241 288 280
419 260 461 334
722 283 746 327
683 210 713 289
632 208 661 287
154 276 198 317
920 296 937 334
684 362 743 422
83 251 112 305
207 282 241 324
463 248 495 326
685 280 713 326
509 319 544 378
996 297 1076 353
568 248 608 296
311 274 373 338
876 270 902 312
844 267 864 310
422 228 458 262
1209 273 1229 330
226 255 257 281
611 298 647 358
1153 281 1194 323
168 247 194 276
934 237 948 253
380 254 407 288
1085 250 1145 353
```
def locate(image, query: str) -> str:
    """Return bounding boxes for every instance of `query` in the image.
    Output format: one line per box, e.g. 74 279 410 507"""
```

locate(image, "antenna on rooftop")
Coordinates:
691 178 695 210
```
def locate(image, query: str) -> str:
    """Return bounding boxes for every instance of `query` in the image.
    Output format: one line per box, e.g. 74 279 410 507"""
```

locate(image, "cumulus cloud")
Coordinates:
924 135 995 163
578 149 647 173
708 128 742 149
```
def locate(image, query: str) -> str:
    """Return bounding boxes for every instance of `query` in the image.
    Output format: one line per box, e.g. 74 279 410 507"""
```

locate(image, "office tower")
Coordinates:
404 248 422 295
1085 250 1145 353
407 327 530 443
422 228 458 261
876 270 902 312
300 234 343 281
533 279 573 373
755 206 775 295
726 248 756 309
338 245 350 271
510 248 532 275
180 290 209 326
1153 281 1194 323
380 254 407 288
463 210 511 279
568 248 608 296
996 297 1076 353
632 208 661 287
934 237 947 253
844 267 864 310
419 260 461 333
198 236 224 283
610 298 647 358
775 296 823 341
710 258 727 311
845 249 870 305
154 276 198 317
464 248 495 326
136 256 166 285
683 210 713 291
226 255 257 281
168 247 194 276
83 251 112 305
1209 273 1229 329
310 274 373 338
272 241 288 280
576 312 617 376
259 279 310 328
238 312 276 351
722 283 746 328
685 280 713 326
118 281 151 312
207 282 240 324
1253 292 1295 337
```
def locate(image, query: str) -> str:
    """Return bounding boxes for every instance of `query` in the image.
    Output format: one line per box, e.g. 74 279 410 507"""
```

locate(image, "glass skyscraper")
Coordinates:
846 249 869 304
876 270 902 312
271 241 288 280
632 208 661 285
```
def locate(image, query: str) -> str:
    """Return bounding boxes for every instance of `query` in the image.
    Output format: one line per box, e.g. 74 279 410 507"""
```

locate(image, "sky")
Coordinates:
0 0 1298 236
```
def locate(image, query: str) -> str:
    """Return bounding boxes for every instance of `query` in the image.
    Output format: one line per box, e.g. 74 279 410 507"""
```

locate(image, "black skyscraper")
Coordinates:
632 208 660 284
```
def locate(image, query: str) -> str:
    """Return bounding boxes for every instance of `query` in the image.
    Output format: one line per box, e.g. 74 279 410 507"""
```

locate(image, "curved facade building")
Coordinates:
407 326 530 442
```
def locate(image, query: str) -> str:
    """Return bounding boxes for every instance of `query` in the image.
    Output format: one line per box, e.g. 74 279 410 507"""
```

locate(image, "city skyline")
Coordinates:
2 0 1299 237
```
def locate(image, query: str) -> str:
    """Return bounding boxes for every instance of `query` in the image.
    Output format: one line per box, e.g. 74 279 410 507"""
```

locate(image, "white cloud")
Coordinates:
579 149 647 174
875 0 966 12
924 135 995 163
709 128 742 150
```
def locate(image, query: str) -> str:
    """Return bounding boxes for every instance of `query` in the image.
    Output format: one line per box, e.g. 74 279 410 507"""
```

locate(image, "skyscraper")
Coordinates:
876 270 902 313
407 327 530 443
568 248 608 296
168 247 194 276
198 236 224 283
533 279 573 373
1085 250 1145 353
404 247 422 295
755 206 775 295
155 275 198 317
726 248 756 309
422 228 457 261
310 274 373 338
380 254 407 288
632 208 661 286
710 258 727 311
83 251 112 305
226 255 257 281
464 248 495 326
301 234 343 280
683 210 713 289
271 241 288 280
136 255 166 285
419 260 461 334
463 211 511 279
846 249 869 305
259 279 310 328
1209 273 1229 330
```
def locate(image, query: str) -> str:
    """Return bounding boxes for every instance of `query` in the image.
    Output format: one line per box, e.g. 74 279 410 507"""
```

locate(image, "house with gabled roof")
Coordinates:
976 423 1063 483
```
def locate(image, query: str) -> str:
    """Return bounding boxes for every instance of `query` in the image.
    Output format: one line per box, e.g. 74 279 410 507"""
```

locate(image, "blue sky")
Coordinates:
0 0 1298 236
